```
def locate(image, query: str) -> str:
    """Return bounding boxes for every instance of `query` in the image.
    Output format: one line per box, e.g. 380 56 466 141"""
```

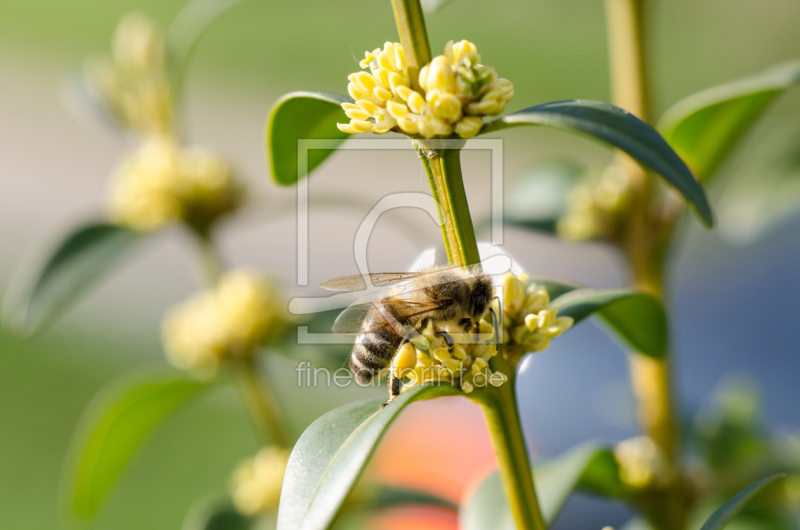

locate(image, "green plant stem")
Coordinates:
394 3 545 527
239 357 290 448
604 1 685 529
414 142 481 267
193 229 224 286
415 144 544 530
474 357 547 530
390 0 431 92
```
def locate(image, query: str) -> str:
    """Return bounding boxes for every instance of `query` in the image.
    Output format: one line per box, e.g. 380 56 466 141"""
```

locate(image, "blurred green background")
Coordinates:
1 0 800 528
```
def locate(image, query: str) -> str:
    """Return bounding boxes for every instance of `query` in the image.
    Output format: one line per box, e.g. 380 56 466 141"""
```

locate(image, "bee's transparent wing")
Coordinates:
332 296 445 336
320 272 425 292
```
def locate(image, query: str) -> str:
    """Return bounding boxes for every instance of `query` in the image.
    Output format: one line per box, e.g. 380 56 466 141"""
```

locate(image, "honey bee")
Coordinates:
321 265 494 406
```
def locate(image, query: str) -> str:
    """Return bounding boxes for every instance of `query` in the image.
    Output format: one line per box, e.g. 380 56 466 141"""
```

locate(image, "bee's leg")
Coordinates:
381 375 402 409
437 331 454 347
489 306 501 346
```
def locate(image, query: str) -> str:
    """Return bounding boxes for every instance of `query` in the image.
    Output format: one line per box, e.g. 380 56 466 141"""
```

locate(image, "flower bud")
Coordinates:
394 342 418 376
502 273 526 314
230 446 290 516
407 91 427 114
455 116 483 138
350 119 373 133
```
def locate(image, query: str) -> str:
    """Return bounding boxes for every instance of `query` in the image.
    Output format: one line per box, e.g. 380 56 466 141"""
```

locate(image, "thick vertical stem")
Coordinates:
394 3 544 527
605 1 685 528
475 356 547 530
415 143 481 267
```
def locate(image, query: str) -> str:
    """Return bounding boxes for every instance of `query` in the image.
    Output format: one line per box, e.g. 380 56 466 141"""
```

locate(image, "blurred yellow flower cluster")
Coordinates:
92 14 245 234
338 40 513 139
108 137 243 232
87 13 174 137
500 272 574 354
391 317 507 394
162 270 287 376
614 436 670 489
557 165 630 241
230 446 291 516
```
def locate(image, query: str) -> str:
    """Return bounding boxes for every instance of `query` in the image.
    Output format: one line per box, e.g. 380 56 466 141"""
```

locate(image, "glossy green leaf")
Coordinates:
266 91 351 185
502 158 586 234
550 288 668 358
65 372 210 519
277 384 459 530
699 474 787 530
481 100 713 227
659 62 800 182
1 222 142 336
461 443 618 530
166 0 245 91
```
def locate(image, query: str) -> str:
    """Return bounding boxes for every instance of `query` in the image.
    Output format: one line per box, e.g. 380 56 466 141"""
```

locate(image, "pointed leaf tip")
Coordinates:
481 99 714 228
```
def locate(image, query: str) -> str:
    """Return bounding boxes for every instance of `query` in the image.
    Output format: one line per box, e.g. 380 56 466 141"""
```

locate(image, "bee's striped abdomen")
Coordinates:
350 319 402 384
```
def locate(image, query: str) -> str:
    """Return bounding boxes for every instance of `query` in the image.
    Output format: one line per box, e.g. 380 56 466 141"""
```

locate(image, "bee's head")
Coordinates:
457 273 493 332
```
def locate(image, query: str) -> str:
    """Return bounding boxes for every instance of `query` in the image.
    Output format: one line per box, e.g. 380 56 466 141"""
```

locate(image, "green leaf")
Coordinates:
371 485 457 511
65 372 210 519
266 91 351 185
277 384 460 530
460 443 619 530
698 474 787 530
659 61 800 182
481 99 714 227
549 287 668 358
460 471 513 530
1 222 142 336
502 158 586 234
166 0 244 92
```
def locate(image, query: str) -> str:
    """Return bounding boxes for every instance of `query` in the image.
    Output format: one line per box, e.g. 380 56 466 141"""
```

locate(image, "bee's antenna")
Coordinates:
490 297 501 346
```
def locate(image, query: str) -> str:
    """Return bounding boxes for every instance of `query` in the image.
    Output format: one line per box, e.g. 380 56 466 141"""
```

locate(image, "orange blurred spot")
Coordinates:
369 396 498 504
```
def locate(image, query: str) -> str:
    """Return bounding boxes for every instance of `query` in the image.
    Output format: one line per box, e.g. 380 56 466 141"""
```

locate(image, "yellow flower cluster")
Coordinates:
500 272 574 354
163 270 286 375
614 436 670 489
391 319 507 394
338 40 513 139
108 137 243 232
230 446 290 516
87 13 174 137
557 165 630 241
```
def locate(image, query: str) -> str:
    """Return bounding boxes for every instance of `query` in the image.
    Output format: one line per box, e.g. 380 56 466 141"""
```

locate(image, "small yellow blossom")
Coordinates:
614 436 670 489
108 136 243 232
392 318 506 394
162 270 286 376
230 446 290 516
339 40 513 139
87 13 174 137
499 272 573 356
558 165 630 241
